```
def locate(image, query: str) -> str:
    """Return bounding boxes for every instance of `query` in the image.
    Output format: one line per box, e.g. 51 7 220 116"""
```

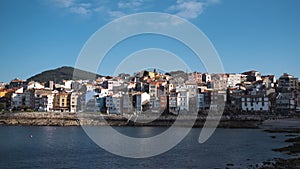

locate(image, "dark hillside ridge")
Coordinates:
27 66 102 83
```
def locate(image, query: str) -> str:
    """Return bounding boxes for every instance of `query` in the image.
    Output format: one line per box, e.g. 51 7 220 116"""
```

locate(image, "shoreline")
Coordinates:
249 118 300 169
1 112 299 128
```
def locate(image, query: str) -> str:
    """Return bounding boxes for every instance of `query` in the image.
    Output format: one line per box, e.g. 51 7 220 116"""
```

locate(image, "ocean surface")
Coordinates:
0 126 292 169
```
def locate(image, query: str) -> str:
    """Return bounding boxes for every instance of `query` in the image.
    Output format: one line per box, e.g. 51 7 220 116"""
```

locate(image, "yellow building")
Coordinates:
148 71 155 79
53 92 71 112
0 90 7 98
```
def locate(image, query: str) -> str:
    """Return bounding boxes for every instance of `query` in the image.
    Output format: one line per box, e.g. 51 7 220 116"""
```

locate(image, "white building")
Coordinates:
85 84 96 92
177 90 189 111
11 93 24 109
241 95 269 112
11 88 24 109
185 82 197 98
27 81 44 90
176 83 197 98
106 93 123 114
70 92 80 113
227 74 241 87
64 80 73 89
46 94 54 112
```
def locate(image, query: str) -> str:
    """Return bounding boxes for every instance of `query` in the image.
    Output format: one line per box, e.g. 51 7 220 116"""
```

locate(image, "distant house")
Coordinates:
177 90 189 112
176 83 197 98
106 93 123 114
27 81 44 90
70 92 80 113
11 87 24 109
276 91 299 113
226 74 242 87
261 75 276 88
227 87 245 113
149 96 160 113
188 72 202 84
11 93 24 109
241 95 269 112
210 90 227 111
122 93 132 114
149 81 164 97
33 89 53 111
278 73 299 92
25 89 35 109
53 91 71 112
159 95 168 112
196 93 204 111
169 92 178 114
242 70 262 82
0 96 10 111
9 78 27 89
209 74 228 90
274 73 299 113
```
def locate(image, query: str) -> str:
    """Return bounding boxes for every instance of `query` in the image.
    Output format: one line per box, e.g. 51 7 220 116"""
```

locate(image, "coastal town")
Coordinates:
0 67 299 116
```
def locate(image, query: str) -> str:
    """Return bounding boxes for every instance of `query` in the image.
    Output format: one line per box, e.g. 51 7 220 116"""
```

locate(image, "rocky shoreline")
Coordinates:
250 119 300 169
0 112 275 128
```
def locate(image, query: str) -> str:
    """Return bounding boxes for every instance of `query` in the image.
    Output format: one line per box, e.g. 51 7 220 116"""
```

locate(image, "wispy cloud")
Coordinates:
48 0 220 19
53 0 74 8
117 0 144 10
51 0 92 16
108 11 127 19
168 0 205 19
69 6 91 15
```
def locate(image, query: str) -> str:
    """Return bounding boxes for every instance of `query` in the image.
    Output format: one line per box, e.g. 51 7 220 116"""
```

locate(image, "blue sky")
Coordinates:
0 0 299 82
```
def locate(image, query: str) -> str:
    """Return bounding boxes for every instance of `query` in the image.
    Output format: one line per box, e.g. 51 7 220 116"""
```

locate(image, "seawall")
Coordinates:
0 112 297 128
